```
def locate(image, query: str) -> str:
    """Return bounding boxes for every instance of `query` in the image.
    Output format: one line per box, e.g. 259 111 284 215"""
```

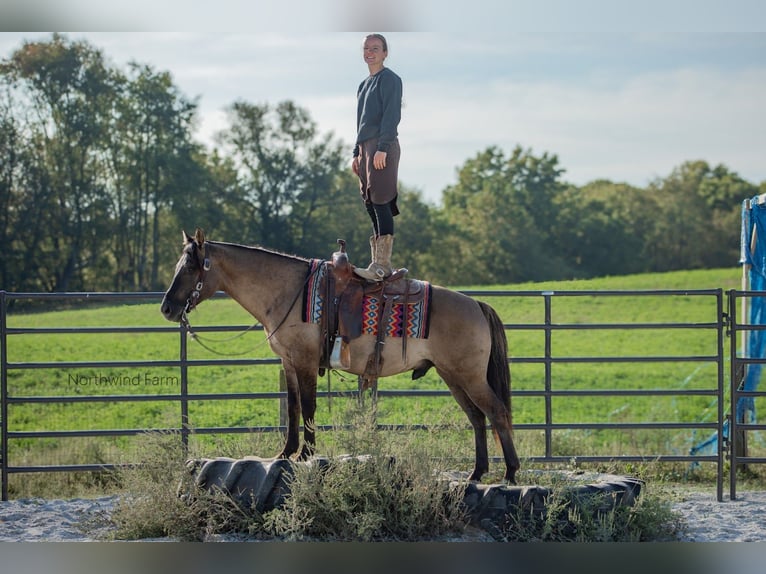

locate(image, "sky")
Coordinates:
1 1 765 205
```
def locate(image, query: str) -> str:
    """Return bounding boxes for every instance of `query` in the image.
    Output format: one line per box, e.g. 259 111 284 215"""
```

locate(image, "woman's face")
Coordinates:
363 37 386 68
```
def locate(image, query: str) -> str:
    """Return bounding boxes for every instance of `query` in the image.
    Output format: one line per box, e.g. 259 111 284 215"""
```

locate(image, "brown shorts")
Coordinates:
357 137 400 210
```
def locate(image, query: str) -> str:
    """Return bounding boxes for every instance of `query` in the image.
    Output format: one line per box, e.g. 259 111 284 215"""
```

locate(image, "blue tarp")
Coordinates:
690 197 762 457
738 198 766 424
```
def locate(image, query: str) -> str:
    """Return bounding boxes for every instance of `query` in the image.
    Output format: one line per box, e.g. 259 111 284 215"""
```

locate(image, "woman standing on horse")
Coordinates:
351 33 403 282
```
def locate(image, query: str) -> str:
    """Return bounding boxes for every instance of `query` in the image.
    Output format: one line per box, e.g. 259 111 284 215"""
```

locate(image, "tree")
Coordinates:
287 131 359 257
697 163 757 268
441 145 569 283
0 74 55 291
217 100 319 251
645 161 753 271
552 180 651 277
1 34 207 292
2 33 120 291
107 62 200 289
389 187 441 281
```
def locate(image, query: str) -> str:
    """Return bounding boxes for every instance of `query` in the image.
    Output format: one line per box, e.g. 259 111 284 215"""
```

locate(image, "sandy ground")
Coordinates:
0 495 118 542
669 489 766 542
1 488 766 542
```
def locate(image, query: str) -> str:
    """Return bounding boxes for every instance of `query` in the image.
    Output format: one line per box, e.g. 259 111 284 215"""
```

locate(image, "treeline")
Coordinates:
1 34 763 292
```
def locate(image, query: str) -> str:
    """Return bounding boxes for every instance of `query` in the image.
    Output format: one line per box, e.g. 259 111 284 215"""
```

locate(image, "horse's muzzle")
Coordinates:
160 296 184 322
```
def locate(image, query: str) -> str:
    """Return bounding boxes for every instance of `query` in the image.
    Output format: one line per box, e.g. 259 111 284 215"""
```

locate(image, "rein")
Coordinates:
180 314 267 356
180 249 321 357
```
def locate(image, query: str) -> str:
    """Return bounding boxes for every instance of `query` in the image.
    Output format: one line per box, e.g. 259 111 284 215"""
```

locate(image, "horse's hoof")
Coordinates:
297 445 315 461
467 470 484 482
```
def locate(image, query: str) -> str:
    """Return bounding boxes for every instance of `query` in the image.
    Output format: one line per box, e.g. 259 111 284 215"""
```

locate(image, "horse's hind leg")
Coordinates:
495 423 520 484
444 382 490 481
466 386 520 484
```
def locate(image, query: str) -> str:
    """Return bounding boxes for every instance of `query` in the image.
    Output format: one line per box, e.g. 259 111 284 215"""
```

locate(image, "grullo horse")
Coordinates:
160 229 520 483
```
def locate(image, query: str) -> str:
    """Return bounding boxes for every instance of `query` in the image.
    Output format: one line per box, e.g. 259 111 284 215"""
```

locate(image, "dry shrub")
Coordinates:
498 485 687 542
262 404 469 541
109 431 263 541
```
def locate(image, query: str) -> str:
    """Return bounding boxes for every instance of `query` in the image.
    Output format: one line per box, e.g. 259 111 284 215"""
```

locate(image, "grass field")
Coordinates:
3 266 764 497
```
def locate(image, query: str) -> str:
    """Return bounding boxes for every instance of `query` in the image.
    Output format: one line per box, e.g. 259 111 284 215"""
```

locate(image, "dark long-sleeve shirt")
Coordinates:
353 67 402 157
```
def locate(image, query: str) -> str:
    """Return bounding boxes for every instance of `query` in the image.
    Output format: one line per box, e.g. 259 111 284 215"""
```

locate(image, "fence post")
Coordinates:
1 290 8 501
179 323 189 452
542 291 553 460
279 369 286 428
715 289 725 502
728 289 741 500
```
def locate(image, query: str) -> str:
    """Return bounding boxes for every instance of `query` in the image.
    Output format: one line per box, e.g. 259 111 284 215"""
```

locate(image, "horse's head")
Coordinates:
160 228 217 322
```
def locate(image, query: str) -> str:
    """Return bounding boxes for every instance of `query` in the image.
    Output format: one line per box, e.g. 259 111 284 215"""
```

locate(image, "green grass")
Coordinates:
3 267 763 498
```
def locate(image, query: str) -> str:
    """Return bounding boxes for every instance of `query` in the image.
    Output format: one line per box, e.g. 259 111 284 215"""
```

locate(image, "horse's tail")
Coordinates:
478 301 512 430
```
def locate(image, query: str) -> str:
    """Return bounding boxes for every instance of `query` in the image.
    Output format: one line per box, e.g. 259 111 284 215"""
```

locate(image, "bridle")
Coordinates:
178 242 264 355
183 242 211 316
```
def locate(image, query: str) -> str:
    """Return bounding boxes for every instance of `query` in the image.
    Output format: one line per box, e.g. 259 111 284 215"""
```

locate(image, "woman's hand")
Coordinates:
373 150 387 170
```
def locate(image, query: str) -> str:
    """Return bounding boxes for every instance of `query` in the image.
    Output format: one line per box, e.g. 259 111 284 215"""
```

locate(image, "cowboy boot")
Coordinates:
353 235 378 280
354 234 394 281
375 234 394 277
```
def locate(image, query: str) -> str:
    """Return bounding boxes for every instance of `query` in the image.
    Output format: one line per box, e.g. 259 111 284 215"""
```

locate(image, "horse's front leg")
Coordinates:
297 367 318 460
276 362 301 459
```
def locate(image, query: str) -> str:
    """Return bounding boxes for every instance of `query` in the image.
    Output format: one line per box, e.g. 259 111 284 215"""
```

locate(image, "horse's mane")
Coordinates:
206 240 313 264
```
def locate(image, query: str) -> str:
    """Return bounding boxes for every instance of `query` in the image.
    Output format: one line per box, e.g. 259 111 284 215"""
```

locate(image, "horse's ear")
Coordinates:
194 228 206 246
182 230 193 244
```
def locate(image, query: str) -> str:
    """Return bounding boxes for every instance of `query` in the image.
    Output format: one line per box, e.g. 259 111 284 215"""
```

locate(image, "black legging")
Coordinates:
365 201 394 237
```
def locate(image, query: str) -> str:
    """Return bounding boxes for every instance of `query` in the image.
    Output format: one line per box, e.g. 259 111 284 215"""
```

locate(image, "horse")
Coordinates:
160 228 520 483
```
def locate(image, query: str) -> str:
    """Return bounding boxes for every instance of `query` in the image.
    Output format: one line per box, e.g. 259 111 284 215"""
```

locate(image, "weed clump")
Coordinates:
109 431 264 541
497 485 687 542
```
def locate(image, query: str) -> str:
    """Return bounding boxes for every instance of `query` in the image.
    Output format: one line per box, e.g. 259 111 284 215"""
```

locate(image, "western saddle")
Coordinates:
319 239 426 389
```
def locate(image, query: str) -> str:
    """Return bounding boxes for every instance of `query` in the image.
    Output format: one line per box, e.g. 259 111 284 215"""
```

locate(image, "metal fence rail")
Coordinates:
1 289 728 501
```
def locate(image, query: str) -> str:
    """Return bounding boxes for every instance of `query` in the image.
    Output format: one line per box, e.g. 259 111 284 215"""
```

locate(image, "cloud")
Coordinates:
190 60 766 203
383 65 766 198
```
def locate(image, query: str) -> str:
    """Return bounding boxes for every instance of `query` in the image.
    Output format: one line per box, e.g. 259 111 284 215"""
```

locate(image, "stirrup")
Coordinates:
329 337 350 369
354 263 390 282
386 268 408 282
